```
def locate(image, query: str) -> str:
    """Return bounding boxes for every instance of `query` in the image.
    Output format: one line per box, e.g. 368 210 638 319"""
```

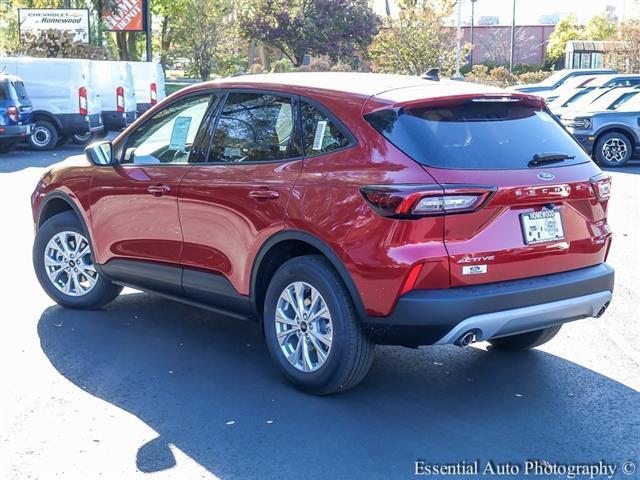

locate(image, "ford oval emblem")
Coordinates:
537 172 555 181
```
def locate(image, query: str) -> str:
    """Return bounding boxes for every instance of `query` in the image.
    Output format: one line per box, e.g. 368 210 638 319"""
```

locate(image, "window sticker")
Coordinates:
169 116 192 151
312 120 327 151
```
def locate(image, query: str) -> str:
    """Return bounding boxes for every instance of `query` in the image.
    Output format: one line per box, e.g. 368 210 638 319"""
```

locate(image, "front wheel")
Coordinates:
33 211 122 309
488 325 562 351
263 255 375 395
594 132 633 167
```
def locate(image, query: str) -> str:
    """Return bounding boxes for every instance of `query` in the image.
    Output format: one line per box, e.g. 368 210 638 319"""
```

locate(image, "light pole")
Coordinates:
470 0 477 67
454 0 463 78
509 0 516 72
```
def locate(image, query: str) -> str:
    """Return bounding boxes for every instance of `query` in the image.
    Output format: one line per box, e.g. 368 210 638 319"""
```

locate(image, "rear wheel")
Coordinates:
488 325 562 351
28 120 59 151
33 211 122 309
595 132 633 167
263 255 375 395
71 132 97 145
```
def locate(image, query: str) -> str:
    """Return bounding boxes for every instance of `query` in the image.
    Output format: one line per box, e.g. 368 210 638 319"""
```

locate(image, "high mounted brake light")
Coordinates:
360 185 495 219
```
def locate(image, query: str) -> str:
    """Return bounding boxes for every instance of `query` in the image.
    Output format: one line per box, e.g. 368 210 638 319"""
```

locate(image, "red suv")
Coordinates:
31 73 614 394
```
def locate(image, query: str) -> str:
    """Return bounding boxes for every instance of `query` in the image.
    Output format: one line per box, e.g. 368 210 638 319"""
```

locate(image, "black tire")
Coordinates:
33 211 122 309
28 120 59 151
263 255 375 395
0 141 16 153
488 325 562 351
71 132 97 145
594 131 633 167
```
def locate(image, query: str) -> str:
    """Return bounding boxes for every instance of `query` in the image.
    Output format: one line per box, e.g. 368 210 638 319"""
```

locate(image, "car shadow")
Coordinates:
37 293 640 479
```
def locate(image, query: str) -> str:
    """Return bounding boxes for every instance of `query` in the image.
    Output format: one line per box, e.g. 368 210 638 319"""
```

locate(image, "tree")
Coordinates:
368 1 465 76
616 20 640 73
151 0 188 69
584 14 616 40
238 0 380 68
545 14 581 64
173 0 243 80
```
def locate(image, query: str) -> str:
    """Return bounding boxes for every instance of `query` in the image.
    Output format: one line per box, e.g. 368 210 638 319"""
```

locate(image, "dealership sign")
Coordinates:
102 0 144 32
18 9 90 43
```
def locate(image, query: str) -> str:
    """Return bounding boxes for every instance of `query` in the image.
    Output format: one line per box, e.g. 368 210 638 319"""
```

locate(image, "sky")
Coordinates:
372 0 638 25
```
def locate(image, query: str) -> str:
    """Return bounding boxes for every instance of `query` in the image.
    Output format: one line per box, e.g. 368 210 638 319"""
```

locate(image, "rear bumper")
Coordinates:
103 110 137 131
0 123 33 140
58 113 104 134
363 264 615 347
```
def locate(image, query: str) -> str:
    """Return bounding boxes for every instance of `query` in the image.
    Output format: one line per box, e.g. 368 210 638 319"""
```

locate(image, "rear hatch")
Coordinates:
0 77 32 125
365 91 612 287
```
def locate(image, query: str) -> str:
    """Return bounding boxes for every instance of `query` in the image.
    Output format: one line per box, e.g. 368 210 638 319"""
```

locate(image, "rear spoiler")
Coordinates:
365 93 546 115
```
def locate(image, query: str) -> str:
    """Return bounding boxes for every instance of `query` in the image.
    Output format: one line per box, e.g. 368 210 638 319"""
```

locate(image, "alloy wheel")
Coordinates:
275 281 333 372
602 138 628 163
44 231 98 296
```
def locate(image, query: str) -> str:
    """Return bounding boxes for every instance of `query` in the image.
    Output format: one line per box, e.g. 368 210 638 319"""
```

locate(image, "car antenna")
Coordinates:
421 68 440 82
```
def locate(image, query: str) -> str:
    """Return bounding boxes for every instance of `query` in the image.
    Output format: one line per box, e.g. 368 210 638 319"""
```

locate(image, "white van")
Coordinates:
0 57 103 150
93 61 137 133
129 61 166 115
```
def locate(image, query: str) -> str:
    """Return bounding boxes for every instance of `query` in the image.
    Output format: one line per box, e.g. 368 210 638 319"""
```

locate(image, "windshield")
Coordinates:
539 71 569 87
365 101 589 170
614 93 640 112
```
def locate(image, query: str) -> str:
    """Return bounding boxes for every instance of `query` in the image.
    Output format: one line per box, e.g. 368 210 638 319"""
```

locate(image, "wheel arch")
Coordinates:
251 231 366 323
31 111 63 133
594 126 638 150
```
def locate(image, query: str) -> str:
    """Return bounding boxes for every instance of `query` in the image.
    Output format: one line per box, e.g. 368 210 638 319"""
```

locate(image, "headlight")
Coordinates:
562 117 592 129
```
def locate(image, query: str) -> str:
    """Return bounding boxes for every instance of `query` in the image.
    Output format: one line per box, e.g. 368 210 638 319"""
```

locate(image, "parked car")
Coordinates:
536 75 598 103
548 74 640 115
129 61 166 115
510 68 617 93
0 74 33 153
0 57 103 150
561 92 640 166
92 61 137 138
30 73 614 394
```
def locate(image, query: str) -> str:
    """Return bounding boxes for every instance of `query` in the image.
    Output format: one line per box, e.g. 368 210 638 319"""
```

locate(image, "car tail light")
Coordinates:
590 173 611 201
79 87 88 116
7 106 19 123
116 86 124 112
359 185 495 218
150 83 157 105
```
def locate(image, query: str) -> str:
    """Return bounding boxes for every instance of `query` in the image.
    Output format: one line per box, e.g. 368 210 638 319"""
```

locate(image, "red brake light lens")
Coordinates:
150 83 157 105
116 86 124 112
590 173 611 201
360 185 494 218
7 106 19 123
78 87 88 116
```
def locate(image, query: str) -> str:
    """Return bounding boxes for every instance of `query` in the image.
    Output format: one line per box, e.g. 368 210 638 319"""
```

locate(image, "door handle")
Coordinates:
248 189 280 200
147 184 171 196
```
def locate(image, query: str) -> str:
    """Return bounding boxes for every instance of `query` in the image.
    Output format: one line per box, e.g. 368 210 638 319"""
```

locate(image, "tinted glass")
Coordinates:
365 101 589 170
0 80 7 100
301 102 350 155
12 81 28 100
122 94 211 165
209 93 300 163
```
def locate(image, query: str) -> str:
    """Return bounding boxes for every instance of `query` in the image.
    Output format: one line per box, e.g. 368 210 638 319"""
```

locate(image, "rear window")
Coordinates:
0 80 7 100
365 101 589 170
12 81 28 100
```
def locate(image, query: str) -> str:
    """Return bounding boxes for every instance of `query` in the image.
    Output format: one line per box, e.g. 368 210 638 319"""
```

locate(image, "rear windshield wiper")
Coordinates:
528 153 575 167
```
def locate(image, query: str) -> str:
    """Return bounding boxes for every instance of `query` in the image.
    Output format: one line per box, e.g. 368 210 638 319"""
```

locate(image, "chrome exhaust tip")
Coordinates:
454 330 477 347
595 302 610 318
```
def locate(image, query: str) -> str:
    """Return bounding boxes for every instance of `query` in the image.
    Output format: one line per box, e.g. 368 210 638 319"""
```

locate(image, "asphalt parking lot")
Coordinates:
1 145 639 480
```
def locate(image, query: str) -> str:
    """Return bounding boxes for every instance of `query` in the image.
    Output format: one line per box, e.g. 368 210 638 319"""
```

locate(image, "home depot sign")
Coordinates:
102 0 144 32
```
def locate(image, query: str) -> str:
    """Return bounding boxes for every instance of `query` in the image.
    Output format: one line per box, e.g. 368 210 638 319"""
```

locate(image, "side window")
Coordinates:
301 101 351 155
121 94 212 165
208 92 300 163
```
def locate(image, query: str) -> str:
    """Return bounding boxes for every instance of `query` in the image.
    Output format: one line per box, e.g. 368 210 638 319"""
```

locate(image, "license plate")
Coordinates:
520 209 565 245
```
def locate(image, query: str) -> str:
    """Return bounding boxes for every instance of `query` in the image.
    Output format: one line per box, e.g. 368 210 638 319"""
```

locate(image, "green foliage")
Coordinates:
368 1 466 76
465 64 551 87
546 14 581 63
584 14 616 40
238 0 380 68
270 58 296 73
546 13 617 64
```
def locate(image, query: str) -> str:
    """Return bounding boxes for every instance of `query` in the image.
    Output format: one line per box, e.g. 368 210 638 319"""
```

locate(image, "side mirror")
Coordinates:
85 141 113 166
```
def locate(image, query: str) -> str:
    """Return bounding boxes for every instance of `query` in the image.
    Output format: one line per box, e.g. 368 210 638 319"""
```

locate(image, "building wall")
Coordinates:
461 25 556 66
